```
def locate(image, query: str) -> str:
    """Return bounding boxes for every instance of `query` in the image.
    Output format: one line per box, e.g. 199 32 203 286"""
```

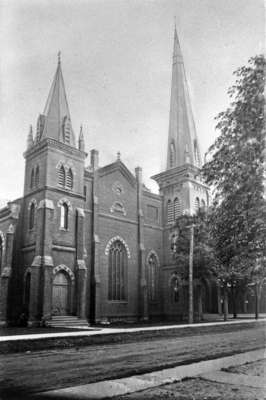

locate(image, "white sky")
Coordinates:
0 0 264 200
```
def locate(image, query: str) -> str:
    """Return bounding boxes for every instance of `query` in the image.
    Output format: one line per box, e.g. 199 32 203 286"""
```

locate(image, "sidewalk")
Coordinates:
1 317 265 342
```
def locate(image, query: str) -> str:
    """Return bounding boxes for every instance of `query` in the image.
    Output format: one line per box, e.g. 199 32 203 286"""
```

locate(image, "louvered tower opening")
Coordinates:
58 165 65 187
66 168 73 189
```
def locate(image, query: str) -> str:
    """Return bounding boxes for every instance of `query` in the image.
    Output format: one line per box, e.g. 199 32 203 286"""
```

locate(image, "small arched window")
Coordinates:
167 200 174 224
147 253 158 301
194 197 200 213
58 165 66 187
173 197 181 220
170 142 175 168
66 168 73 190
30 169 35 189
35 166 39 187
108 240 127 301
29 202 35 230
60 203 69 230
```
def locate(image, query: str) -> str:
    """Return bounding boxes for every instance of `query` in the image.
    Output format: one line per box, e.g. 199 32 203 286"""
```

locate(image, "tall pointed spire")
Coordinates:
37 53 76 146
166 26 201 169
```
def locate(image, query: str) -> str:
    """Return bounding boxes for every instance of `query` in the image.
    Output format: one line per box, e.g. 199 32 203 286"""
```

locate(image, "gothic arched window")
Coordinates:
167 200 174 223
66 168 73 190
29 202 35 230
108 240 127 301
147 253 158 301
60 203 69 230
170 142 175 168
35 166 40 187
30 169 34 189
58 165 66 187
170 273 180 303
194 197 200 213
173 197 181 220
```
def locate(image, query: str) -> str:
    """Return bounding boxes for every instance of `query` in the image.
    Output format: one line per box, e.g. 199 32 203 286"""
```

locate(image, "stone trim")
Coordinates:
57 198 73 211
53 264 75 282
38 199 54 210
28 198 37 210
105 236 131 258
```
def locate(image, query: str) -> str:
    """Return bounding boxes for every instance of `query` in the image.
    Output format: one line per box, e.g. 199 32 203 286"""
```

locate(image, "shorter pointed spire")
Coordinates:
78 125 85 151
27 125 34 149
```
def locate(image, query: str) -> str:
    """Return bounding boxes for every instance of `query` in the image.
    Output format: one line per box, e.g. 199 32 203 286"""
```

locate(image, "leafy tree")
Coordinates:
202 55 266 319
171 209 217 320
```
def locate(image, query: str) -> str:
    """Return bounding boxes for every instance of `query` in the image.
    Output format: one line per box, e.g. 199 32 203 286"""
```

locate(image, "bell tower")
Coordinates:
23 54 87 325
152 26 209 267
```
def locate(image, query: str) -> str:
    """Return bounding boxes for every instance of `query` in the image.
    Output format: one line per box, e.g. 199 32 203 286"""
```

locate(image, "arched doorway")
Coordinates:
52 271 70 315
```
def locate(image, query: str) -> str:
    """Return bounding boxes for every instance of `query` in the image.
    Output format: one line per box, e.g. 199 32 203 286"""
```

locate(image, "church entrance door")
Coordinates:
52 272 70 315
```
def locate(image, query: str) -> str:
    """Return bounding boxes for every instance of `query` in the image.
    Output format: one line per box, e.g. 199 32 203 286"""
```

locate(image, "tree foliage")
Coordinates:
202 55 266 283
171 209 217 282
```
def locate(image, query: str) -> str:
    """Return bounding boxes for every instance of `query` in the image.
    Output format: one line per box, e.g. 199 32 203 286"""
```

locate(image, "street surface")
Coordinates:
0 323 265 398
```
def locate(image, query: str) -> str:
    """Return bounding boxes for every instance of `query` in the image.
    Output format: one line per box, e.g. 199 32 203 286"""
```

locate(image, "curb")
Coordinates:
0 319 265 354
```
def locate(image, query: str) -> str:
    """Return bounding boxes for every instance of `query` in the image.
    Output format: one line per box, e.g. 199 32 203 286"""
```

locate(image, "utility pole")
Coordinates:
188 224 194 324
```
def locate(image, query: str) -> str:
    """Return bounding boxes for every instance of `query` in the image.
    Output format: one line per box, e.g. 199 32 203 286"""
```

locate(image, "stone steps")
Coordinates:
47 316 89 328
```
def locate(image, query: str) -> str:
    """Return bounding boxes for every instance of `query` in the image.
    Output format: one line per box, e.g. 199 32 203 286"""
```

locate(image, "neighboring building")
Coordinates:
0 28 222 326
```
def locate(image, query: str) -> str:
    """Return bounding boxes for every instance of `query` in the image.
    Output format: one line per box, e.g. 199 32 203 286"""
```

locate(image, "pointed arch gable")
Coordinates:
105 236 131 258
53 264 75 281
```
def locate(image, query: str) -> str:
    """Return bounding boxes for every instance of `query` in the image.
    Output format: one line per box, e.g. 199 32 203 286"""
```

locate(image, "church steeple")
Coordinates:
35 52 76 147
166 27 201 169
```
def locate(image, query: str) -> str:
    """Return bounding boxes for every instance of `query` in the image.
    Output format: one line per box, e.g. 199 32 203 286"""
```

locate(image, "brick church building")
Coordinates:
0 28 224 327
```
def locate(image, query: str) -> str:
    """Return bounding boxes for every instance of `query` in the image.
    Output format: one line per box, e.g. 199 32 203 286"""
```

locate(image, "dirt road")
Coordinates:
0 323 265 397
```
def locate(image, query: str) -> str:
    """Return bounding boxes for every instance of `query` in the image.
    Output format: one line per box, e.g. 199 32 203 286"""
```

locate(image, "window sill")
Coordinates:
59 227 69 232
107 300 128 304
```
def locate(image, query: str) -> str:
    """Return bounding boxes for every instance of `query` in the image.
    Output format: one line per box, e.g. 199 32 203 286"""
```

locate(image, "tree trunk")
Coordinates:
232 286 237 319
198 285 203 321
255 283 259 320
223 288 228 321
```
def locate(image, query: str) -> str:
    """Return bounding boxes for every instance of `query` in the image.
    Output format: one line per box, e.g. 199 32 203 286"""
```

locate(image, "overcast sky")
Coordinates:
0 0 264 200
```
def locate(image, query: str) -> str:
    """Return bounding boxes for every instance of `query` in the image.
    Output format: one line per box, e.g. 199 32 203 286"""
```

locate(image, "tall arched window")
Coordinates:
35 166 40 187
170 142 175 168
147 253 158 301
66 168 73 190
58 165 66 187
60 203 69 229
167 200 174 223
29 202 35 230
194 197 200 213
30 169 34 189
108 240 127 301
201 199 206 210
173 197 181 220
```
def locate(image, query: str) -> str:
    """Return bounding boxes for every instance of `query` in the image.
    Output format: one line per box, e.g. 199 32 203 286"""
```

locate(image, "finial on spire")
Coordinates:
117 151 121 161
174 16 176 28
57 51 61 64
